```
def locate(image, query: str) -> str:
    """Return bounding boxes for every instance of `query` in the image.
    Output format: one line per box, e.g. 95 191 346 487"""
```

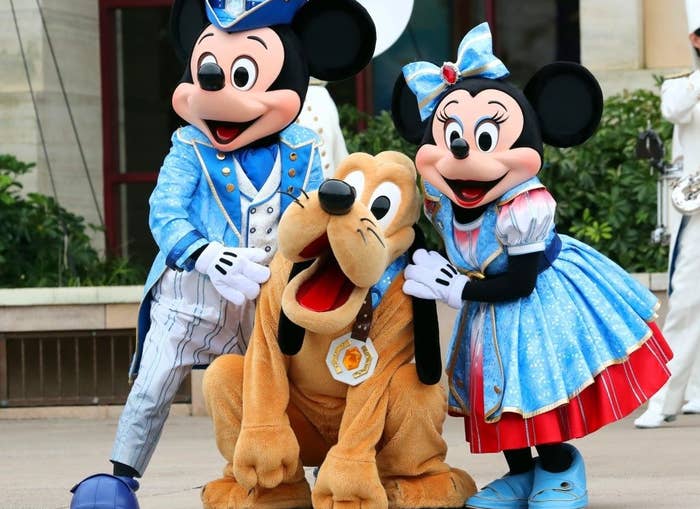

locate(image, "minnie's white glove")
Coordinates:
194 242 271 305
403 249 469 309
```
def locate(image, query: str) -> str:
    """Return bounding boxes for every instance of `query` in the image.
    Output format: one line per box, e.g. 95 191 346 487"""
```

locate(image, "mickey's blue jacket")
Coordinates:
131 123 323 377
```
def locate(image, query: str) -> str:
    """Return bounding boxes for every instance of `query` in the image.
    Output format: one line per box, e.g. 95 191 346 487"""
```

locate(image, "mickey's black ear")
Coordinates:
277 261 312 355
292 0 376 81
170 0 209 64
391 73 428 145
409 226 442 385
523 62 603 148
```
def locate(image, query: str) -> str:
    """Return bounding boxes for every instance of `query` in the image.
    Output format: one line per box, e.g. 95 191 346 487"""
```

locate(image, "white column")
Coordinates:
580 0 645 71
0 0 104 252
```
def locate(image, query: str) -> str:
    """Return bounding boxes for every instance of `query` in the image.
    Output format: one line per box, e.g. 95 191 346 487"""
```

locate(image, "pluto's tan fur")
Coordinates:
201 152 476 509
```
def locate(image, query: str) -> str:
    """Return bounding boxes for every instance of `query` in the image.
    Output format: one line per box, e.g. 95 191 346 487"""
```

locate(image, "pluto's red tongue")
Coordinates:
216 125 240 143
297 257 353 312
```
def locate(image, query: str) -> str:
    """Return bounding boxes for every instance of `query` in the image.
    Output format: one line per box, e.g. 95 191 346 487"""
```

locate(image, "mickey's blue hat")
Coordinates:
206 0 308 32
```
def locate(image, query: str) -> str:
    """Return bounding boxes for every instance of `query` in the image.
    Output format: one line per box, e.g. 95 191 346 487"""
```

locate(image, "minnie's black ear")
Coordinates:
391 73 428 145
409 225 442 385
523 62 603 148
277 261 312 355
292 0 376 81
170 0 209 64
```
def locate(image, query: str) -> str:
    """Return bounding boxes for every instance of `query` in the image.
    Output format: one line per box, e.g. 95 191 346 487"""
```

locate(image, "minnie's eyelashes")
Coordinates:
436 109 450 123
437 110 507 125
490 111 508 124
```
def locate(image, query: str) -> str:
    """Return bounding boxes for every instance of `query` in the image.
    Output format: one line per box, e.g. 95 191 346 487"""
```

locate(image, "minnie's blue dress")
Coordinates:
424 177 672 452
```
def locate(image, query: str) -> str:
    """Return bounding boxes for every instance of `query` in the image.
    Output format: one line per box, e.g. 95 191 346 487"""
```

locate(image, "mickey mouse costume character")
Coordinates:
70 1 375 507
392 23 673 509
297 78 349 177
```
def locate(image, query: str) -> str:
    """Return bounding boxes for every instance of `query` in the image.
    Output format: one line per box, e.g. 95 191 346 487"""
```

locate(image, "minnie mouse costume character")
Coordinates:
70 1 375 507
392 23 672 509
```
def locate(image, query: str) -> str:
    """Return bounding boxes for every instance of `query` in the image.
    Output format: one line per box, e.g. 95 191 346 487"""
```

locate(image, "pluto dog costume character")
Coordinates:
70 1 375 507
392 23 672 509
202 151 476 509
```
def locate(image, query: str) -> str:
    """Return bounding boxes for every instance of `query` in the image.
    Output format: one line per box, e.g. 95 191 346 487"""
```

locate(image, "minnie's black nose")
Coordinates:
450 138 470 159
198 62 225 91
318 179 355 215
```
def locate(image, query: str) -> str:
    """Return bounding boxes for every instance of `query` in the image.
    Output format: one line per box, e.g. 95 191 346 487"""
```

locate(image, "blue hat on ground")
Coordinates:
206 0 308 32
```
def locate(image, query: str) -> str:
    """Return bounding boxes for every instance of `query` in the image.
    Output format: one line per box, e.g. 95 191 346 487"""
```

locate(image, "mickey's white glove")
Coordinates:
403 249 469 309
194 242 271 305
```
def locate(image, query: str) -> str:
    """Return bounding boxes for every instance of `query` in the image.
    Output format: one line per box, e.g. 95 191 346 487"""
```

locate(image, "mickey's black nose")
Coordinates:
318 179 355 215
198 62 225 91
450 138 470 159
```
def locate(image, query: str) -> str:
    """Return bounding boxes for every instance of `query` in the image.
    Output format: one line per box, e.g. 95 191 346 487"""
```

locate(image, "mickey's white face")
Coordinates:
416 88 541 208
171 25 301 151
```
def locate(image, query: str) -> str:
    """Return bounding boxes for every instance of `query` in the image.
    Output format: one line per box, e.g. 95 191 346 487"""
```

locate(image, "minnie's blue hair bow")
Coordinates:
402 23 509 121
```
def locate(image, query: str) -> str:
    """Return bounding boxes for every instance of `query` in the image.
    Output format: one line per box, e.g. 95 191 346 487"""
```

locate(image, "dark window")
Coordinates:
494 0 580 85
100 0 180 264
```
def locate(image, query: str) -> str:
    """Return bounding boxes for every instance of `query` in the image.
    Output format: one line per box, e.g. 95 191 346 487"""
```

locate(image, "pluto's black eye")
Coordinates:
368 182 402 228
370 195 391 220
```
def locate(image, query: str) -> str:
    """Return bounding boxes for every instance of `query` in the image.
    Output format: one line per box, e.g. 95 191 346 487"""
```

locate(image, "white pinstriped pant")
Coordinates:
110 268 255 475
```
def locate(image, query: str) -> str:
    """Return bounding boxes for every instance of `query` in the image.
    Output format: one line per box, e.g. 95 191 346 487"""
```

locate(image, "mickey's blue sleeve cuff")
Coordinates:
166 230 208 271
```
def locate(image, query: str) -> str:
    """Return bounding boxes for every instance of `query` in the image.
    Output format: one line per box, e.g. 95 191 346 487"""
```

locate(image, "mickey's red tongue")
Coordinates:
297 257 354 312
216 125 241 144
457 185 486 205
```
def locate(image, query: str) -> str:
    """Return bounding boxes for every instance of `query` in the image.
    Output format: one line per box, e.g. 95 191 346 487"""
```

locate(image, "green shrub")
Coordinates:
540 89 672 272
0 154 145 287
340 88 672 272
340 107 419 159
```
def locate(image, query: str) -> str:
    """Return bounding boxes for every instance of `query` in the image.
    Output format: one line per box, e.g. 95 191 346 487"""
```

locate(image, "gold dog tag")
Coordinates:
326 334 378 386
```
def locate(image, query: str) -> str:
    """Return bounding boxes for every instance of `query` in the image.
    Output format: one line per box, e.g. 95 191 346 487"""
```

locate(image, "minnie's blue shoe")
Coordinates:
465 470 534 509
528 444 588 509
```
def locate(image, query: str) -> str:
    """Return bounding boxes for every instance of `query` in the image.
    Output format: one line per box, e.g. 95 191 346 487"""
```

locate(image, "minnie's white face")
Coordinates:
416 88 542 208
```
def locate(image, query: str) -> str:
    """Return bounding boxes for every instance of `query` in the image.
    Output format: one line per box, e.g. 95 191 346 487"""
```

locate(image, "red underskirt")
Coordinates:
453 322 672 453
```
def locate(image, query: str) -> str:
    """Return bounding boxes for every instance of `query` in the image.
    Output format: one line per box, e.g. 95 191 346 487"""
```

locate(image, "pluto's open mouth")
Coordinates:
295 233 356 312
444 174 506 207
204 118 259 145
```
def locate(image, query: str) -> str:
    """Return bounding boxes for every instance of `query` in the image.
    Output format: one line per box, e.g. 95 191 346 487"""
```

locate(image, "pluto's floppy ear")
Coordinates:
410 225 442 385
524 62 603 148
277 261 312 355
170 0 209 64
391 73 428 145
292 0 376 81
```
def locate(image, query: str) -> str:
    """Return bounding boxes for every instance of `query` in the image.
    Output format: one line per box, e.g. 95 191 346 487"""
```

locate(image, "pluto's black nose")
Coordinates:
318 179 356 215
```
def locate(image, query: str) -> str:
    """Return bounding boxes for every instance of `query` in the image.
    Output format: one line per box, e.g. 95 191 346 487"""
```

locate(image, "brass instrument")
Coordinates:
671 171 700 215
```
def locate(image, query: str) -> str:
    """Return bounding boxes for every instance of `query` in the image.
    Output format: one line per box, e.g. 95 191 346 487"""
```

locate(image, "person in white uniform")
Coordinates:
298 79 349 178
635 0 700 428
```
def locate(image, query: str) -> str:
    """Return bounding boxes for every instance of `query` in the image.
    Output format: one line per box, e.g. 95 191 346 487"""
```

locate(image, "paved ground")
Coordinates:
1 408 698 509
